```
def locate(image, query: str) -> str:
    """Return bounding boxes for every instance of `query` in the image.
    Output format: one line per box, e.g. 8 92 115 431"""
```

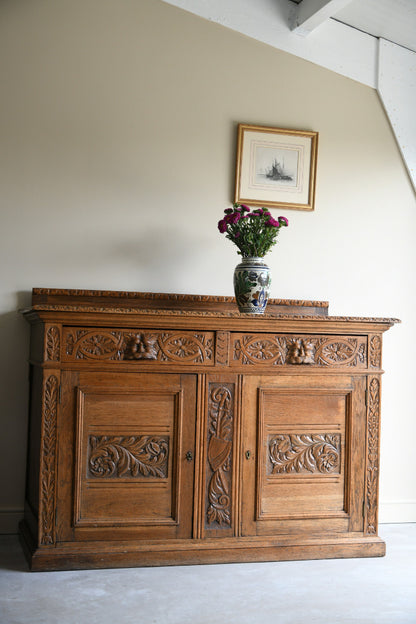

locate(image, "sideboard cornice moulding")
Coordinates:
19 288 399 571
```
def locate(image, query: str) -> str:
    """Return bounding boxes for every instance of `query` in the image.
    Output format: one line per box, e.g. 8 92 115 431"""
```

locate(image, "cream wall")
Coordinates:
0 0 415 532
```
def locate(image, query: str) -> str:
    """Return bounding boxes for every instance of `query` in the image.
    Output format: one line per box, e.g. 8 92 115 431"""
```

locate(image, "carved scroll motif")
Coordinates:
233 335 366 367
157 333 213 363
314 339 366 367
268 434 341 475
206 384 234 528
234 335 286 365
45 326 60 361
40 375 59 545
88 435 169 479
66 330 124 360
366 378 380 534
369 335 382 368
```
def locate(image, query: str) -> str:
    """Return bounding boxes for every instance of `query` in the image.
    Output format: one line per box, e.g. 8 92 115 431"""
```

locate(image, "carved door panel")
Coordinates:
56 372 196 542
241 374 366 537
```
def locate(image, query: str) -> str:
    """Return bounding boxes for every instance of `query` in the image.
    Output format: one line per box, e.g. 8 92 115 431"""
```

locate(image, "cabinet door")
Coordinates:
57 372 196 542
241 374 366 537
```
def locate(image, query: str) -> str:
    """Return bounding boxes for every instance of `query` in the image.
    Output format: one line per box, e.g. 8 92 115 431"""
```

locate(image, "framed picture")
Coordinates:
234 123 319 211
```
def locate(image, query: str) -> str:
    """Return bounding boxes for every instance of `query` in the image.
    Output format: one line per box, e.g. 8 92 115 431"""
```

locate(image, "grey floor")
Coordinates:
1 525 415 624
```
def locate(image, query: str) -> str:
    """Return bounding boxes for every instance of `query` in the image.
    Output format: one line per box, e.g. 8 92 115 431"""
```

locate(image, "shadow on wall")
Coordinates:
112 226 216 291
0 301 31 517
0 225 216 521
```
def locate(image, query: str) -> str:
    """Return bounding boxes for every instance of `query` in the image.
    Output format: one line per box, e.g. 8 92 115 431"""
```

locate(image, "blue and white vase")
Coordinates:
233 256 271 314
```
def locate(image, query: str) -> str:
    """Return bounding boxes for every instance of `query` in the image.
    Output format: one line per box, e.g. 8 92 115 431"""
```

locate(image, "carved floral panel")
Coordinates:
268 433 341 475
232 334 367 367
88 435 169 479
63 328 214 364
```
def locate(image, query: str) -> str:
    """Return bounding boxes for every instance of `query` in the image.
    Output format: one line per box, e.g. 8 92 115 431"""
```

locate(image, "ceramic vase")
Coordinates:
233 256 271 314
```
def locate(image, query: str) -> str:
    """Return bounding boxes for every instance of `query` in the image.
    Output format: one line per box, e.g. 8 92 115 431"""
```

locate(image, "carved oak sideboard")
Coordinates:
19 288 398 571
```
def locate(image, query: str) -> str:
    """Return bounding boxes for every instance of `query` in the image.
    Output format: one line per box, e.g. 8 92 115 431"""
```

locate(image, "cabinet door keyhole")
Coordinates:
245 450 251 460
186 451 194 462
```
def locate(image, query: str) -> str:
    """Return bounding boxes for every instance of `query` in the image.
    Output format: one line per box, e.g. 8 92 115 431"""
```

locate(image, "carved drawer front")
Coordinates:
232 333 367 368
63 327 214 365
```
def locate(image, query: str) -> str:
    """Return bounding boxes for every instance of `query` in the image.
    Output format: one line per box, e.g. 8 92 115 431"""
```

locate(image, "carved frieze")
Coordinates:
64 328 214 364
268 434 341 475
366 378 380 534
45 326 60 361
233 334 367 367
206 384 234 528
40 375 58 545
88 435 169 479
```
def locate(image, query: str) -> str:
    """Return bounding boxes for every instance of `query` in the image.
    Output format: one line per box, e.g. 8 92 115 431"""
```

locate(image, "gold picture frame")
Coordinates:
234 123 319 211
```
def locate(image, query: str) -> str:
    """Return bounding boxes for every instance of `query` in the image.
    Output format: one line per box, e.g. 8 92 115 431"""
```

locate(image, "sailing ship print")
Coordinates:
255 146 297 186
265 157 293 182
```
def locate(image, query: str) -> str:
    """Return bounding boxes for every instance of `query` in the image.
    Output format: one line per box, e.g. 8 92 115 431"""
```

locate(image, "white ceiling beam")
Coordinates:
162 0 378 87
290 0 355 36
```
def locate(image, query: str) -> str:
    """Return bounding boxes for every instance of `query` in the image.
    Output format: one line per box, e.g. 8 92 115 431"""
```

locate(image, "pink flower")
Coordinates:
278 216 289 226
218 219 227 233
226 212 241 224
265 217 280 227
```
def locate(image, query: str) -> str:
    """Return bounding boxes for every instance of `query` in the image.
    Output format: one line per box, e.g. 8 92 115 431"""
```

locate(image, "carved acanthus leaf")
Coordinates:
269 434 341 475
88 435 169 479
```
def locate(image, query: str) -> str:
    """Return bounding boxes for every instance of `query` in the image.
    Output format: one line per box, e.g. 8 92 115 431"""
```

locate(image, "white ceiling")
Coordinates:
291 0 416 53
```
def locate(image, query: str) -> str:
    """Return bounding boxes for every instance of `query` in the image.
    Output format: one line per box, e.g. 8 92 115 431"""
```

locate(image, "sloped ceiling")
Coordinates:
162 0 416 192
333 0 416 53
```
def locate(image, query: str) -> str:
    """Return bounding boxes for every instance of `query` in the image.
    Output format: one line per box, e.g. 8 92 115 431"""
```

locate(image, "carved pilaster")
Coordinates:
215 332 230 366
369 335 382 369
365 377 381 535
45 326 60 361
206 384 234 528
39 375 59 546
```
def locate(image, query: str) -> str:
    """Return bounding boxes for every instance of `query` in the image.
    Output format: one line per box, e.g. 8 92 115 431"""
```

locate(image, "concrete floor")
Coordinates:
1 524 415 624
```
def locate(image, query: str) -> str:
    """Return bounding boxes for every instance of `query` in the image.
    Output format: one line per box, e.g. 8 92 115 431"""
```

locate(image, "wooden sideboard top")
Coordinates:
30 288 329 315
22 288 400 332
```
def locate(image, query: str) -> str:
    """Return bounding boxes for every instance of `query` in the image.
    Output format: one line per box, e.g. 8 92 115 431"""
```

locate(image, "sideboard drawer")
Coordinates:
63 327 215 365
231 333 369 368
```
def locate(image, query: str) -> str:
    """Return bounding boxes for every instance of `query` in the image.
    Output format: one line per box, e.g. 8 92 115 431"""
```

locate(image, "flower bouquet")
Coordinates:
218 203 288 313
